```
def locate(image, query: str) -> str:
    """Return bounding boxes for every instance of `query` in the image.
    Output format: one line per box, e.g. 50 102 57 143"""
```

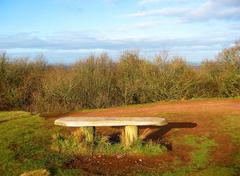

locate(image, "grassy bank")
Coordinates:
0 111 79 176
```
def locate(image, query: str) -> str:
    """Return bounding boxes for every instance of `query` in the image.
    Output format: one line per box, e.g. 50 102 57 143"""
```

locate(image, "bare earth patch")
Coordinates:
54 99 240 175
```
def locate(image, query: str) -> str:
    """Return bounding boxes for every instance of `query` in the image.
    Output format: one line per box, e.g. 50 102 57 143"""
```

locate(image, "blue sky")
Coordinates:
1 0 240 63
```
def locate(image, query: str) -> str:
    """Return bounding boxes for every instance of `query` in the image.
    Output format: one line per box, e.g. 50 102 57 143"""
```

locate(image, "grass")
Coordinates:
182 135 217 169
51 132 93 156
0 111 167 175
0 111 78 176
218 115 240 174
138 135 218 176
1 99 240 176
52 132 167 156
161 135 217 176
138 131 240 176
95 137 167 155
190 166 235 176
220 115 240 144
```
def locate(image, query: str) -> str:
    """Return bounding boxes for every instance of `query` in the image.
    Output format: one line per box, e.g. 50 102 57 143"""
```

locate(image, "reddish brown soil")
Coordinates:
59 99 240 175
66 154 176 176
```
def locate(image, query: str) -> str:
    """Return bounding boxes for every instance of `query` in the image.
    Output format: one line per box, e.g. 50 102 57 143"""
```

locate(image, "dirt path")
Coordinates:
68 99 240 117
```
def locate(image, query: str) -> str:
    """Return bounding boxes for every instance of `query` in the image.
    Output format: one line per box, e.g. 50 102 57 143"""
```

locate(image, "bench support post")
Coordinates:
73 127 95 143
124 125 138 147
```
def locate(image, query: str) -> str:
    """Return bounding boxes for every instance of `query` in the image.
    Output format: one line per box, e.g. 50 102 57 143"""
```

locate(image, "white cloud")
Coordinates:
139 0 161 5
0 30 237 51
188 0 240 21
127 0 240 22
1 30 238 63
139 0 240 6
103 0 119 5
117 21 162 31
125 7 189 17
116 19 182 31
139 0 187 5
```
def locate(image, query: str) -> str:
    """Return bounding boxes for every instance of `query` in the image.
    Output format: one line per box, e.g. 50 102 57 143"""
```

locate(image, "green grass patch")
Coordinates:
52 132 167 156
191 166 236 176
50 168 81 176
140 134 240 176
138 135 217 176
161 135 217 176
0 111 167 175
182 135 217 169
95 137 167 155
218 115 240 174
0 111 79 176
220 115 240 144
0 111 31 122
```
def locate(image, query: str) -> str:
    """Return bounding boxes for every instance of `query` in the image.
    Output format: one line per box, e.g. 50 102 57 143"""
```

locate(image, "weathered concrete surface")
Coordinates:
124 125 138 147
72 127 95 143
54 116 167 127
55 116 167 146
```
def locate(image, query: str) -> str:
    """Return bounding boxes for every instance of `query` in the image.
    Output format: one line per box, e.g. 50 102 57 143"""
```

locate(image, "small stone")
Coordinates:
138 159 142 162
20 169 50 176
116 154 124 159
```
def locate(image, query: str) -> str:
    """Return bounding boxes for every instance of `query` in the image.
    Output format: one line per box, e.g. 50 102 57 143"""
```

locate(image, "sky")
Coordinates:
1 0 240 63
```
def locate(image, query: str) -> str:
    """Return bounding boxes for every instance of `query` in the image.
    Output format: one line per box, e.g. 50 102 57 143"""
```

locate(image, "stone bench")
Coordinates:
54 117 168 146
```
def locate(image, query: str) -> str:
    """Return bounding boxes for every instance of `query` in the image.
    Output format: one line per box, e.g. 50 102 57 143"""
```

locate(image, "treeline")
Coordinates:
0 42 240 112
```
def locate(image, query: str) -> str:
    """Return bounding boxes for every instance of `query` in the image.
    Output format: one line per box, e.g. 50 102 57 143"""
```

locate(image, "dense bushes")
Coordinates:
0 54 46 110
0 42 239 112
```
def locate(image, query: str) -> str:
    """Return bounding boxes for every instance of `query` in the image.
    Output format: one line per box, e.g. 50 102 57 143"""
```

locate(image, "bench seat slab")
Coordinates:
54 117 167 127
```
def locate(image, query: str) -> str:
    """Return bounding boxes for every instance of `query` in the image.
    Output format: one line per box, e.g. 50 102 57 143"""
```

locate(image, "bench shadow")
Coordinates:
108 122 197 150
109 132 121 144
144 122 197 140
0 120 9 124
0 116 32 124
143 122 197 151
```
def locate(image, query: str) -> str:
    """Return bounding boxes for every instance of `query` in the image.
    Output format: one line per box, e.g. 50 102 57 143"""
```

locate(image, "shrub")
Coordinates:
1 41 240 111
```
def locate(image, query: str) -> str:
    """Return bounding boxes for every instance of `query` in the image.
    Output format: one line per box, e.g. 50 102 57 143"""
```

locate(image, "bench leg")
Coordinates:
124 125 138 147
73 127 95 143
